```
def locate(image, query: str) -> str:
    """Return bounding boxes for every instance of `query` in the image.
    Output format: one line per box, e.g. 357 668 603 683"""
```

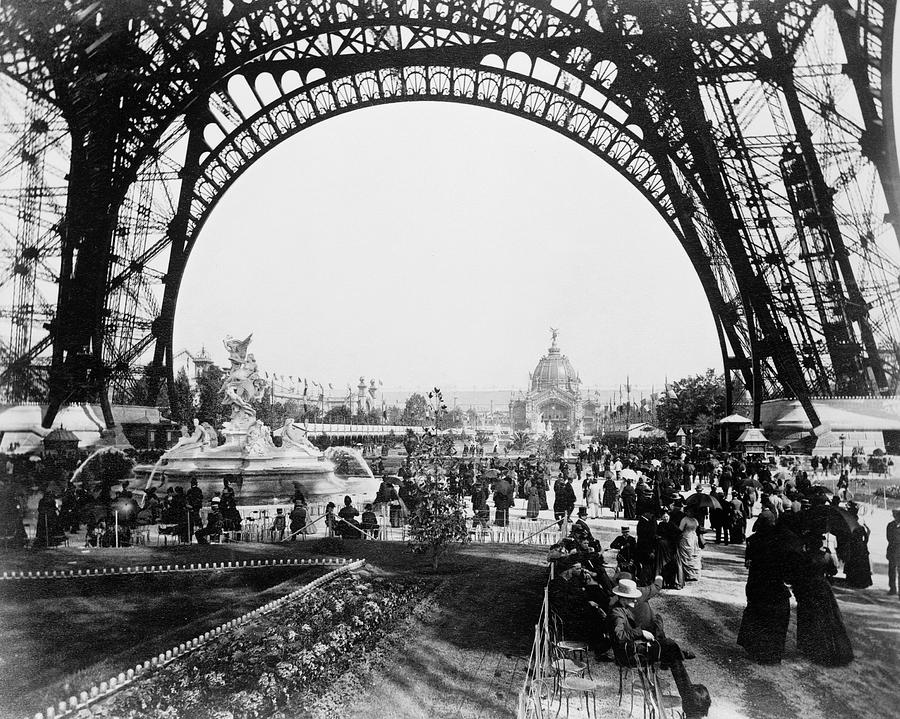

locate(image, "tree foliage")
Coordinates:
406 476 469 570
323 405 352 423
509 430 533 452
401 392 430 425
655 369 727 445
196 364 224 425
169 368 195 425
550 427 574 457
404 387 468 570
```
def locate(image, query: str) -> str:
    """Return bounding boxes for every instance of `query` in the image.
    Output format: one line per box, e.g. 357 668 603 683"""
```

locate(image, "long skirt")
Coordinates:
679 535 701 581
843 540 872 588
622 496 636 520
656 538 683 589
738 591 790 664
526 494 541 519
794 576 854 666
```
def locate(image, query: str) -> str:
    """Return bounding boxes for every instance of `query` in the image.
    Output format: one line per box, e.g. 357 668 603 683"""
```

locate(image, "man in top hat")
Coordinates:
195 497 223 544
608 578 710 718
572 507 601 550
610 526 637 574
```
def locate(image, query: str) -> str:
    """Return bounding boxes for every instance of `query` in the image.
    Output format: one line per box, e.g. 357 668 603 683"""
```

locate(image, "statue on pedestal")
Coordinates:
221 334 267 431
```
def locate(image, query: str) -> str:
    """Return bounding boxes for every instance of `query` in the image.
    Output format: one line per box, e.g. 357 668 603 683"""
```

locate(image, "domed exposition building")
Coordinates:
509 330 600 436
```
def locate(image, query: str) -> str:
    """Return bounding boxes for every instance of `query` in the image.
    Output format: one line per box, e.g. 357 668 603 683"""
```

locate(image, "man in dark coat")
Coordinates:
220 478 242 531
553 476 576 525
492 474 513 526
548 559 611 652
607 578 710 718
471 480 490 529
195 497 223 544
186 478 204 535
611 526 637 574
888 508 900 596
621 478 637 520
634 510 658 583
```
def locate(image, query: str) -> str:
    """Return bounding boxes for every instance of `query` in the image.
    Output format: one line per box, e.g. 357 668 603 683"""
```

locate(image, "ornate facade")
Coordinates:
509 331 598 436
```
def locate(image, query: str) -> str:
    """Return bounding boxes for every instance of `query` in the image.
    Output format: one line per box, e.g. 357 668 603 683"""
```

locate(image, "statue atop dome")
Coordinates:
550 326 559 348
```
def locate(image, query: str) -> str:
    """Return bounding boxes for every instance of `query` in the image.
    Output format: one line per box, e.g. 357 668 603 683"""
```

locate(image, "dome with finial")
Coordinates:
531 329 580 392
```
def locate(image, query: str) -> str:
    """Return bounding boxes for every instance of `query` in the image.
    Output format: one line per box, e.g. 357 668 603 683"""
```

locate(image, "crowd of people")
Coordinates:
537 439 895 717
546 510 711 718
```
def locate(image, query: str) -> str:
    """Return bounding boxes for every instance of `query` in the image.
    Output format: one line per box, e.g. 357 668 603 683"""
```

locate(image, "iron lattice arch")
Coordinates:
0 0 898 431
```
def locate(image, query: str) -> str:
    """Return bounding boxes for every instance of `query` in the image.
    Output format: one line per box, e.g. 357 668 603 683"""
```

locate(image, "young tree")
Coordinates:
407 475 470 570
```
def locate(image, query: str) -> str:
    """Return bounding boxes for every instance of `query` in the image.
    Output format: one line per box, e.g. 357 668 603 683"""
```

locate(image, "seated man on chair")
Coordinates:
548 557 613 656
195 497 223 545
607 578 710 718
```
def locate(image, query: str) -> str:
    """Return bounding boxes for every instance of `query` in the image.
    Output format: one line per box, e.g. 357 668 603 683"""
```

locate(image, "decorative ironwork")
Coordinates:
0 0 896 434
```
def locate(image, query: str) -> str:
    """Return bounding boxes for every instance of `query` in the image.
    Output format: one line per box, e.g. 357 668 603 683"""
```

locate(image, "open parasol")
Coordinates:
685 492 723 511
809 503 860 535
620 468 639 481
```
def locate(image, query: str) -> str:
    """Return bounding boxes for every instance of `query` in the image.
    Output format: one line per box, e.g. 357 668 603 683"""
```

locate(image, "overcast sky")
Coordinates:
173 101 724 391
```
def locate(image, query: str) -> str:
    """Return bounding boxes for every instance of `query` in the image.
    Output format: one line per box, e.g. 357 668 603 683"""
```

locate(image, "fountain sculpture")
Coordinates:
135 335 347 504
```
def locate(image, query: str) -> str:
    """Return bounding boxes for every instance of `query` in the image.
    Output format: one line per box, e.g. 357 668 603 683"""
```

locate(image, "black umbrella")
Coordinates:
809 504 860 535
685 493 723 511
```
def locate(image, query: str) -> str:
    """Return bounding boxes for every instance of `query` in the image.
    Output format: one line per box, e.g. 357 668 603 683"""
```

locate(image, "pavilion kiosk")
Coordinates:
735 427 770 457
719 414 752 450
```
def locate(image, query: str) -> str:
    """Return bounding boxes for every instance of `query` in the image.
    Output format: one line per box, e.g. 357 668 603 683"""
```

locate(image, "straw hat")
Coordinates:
612 578 642 599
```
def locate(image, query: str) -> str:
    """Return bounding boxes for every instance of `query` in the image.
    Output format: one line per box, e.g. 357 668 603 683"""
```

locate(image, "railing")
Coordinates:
517 563 554 719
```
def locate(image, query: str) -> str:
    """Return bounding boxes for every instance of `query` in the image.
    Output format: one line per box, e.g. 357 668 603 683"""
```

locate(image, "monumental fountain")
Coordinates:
135 335 375 504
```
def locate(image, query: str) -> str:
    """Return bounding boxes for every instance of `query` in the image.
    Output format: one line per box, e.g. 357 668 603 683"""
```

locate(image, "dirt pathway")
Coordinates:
307 540 900 719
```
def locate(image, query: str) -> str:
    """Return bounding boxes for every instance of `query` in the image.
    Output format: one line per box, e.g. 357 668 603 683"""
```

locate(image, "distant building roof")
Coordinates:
737 427 769 444
44 427 79 443
719 413 752 425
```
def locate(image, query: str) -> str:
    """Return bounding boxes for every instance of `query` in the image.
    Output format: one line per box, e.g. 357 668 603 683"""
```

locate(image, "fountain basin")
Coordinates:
133 450 355 504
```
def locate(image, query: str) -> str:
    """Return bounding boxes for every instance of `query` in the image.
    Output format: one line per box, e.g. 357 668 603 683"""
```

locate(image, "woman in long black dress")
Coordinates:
656 511 684 589
737 513 798 664
837 502 872 588
793 534 854 666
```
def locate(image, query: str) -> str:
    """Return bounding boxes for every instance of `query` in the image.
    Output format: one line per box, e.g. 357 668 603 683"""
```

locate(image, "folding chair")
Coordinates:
614 641 664 719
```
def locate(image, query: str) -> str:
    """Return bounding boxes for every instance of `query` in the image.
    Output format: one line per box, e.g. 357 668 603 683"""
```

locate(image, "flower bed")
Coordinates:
874 485 900 500
87 573 426 719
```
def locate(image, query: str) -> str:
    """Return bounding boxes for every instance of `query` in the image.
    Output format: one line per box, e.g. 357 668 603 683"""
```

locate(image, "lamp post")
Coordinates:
839 433 846 469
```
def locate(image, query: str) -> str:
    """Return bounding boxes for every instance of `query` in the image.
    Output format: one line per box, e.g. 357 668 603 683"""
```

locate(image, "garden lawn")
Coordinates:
0 565 327 718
